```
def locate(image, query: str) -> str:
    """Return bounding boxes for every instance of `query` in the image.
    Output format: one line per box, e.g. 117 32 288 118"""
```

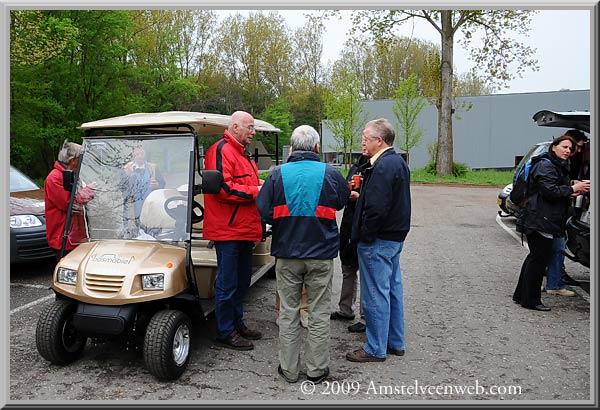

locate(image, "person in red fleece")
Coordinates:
44 140 95 260
203 111 264 351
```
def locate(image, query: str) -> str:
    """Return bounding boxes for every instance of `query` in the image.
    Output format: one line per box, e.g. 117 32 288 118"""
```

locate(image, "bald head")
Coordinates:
228 111 256 145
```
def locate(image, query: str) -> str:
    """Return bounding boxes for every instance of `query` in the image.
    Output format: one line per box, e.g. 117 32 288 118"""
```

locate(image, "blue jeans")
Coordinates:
214 241 254 339
357 239 405 358
546 237 566 290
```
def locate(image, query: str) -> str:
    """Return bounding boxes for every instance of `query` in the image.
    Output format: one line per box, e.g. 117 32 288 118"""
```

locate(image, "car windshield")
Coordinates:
67 136 195 246
10 166 40 192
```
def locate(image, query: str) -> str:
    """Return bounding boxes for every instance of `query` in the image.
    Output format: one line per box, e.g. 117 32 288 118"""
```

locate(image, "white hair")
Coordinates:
290 125 320 152
57 139 81 163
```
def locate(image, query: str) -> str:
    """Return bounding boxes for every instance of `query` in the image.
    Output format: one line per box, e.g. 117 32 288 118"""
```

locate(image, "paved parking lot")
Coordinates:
8 185 591 402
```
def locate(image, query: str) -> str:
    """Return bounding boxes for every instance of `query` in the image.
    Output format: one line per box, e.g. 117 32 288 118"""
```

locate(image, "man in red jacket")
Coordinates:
203 111 264 351
44 140 95 260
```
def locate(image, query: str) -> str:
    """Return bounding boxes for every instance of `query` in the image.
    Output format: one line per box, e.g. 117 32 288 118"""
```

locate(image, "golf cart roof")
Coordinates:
79 111 281 135
532 110 590 133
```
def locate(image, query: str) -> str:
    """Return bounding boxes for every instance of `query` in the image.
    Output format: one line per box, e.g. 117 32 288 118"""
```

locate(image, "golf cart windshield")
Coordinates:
67 136 195 246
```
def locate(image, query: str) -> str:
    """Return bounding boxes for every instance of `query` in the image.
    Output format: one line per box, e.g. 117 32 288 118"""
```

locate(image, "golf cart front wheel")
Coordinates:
36 300 87 365
143 309 192 381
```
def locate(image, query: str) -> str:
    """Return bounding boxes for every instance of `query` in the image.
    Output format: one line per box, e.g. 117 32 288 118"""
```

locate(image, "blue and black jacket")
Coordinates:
256 151 350 259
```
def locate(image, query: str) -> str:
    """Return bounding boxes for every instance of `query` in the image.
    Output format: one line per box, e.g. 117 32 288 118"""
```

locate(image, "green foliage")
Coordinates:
423 139 467 177
324 68 368 167
258 98 295 155
424 161 468 177
392 73 426 164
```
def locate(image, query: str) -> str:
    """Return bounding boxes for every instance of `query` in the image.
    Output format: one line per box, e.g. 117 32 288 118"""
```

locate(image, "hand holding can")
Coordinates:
352 175 362 190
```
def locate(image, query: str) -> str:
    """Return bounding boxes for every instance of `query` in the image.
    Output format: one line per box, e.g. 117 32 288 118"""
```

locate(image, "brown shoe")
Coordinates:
387 347 405 356
237 326 263 340
216 330 254 350
346 348 385 363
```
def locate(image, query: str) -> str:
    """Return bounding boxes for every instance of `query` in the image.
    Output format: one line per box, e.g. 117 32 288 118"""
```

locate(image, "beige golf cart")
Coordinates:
35 112 279 380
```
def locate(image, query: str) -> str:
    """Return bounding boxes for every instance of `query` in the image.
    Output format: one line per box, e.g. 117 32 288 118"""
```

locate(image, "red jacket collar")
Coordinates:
223 130 245 152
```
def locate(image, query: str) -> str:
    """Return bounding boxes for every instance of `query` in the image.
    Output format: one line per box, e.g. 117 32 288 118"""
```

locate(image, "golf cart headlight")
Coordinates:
10 215 43 228
142 274 164 290
57 267 78 285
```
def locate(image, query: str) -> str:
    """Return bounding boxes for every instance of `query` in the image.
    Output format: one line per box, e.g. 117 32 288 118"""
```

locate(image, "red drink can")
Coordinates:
352 175 362 190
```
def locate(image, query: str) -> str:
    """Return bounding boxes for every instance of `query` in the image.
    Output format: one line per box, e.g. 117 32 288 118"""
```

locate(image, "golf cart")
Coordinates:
497 109 590 268
35 112 279 380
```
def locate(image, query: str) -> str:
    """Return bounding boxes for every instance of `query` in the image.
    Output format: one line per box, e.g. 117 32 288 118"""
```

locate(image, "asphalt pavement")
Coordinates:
8 184 591 403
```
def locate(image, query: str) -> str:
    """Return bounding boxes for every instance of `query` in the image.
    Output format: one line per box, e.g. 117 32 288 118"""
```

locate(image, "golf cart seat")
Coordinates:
139 188 182 230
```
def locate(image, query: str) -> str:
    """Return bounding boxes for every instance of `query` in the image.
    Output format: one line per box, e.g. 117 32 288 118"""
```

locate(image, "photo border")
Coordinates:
1 0 597 408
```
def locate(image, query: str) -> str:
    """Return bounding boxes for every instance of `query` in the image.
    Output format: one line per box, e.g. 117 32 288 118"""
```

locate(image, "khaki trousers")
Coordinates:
276 258 333 380
276 287 308 318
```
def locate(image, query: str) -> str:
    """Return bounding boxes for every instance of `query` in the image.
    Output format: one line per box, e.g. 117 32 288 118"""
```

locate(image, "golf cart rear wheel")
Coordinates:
36 300 87 365
143 309 192 381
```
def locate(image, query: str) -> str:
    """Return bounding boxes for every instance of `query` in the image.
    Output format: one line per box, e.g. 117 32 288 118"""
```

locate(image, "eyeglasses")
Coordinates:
576 143 585 148
361 136 380 143
239 124 255 131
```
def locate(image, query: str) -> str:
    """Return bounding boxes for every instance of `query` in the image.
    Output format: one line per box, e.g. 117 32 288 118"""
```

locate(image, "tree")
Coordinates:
350 10 539 175
288 16 328 134
215 11 294 113
392 74 426 164
259 97 295 156
10 10 78 66
324 68 368 167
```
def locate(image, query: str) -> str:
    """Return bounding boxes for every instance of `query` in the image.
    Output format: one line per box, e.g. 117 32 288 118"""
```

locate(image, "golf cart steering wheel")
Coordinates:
163 196 204 225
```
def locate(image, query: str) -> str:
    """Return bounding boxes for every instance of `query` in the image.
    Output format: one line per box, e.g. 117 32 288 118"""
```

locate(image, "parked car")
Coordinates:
9 166 55 264
497 110 590 268
35 111 280 381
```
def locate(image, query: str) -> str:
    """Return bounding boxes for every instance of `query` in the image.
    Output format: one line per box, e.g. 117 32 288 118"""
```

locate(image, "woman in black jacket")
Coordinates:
512 135 590 311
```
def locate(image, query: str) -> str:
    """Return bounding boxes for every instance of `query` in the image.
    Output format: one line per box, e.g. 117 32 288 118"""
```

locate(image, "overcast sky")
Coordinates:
273 9 592 95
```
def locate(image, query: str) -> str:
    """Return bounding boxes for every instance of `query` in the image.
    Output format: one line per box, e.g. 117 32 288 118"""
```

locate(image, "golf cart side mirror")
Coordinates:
196 170 223 195
63 169 74 192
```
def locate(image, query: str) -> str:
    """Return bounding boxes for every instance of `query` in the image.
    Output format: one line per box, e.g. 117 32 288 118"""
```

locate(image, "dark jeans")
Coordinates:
513 232 554 308
214 241 254 339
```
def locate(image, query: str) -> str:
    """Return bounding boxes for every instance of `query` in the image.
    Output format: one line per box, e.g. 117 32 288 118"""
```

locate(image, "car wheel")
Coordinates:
36 300 87 365
143 309 192 381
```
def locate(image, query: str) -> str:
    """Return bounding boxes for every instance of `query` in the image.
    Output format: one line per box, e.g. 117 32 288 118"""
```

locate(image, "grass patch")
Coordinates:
411 167 513 186
260 167 514 186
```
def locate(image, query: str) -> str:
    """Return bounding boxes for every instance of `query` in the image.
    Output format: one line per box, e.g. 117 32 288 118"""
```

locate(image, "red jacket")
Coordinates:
203 131 263 242
44 161 94 250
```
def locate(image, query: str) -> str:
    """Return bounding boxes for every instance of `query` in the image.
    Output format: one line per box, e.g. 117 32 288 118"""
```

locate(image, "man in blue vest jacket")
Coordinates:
257 125 349 384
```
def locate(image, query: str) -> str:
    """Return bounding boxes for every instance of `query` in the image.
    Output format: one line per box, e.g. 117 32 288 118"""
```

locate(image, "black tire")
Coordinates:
143 309 192 381
36 300 87 365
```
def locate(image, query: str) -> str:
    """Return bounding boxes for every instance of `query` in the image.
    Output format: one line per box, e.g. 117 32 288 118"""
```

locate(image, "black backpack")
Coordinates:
509 157 550 209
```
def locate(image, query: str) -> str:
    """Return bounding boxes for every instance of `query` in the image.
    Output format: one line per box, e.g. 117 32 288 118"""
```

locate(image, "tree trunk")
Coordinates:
436 10 454 175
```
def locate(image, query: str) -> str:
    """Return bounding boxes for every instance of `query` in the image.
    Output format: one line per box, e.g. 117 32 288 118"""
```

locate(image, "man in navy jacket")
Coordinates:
257 125 349 384
346 118 411 363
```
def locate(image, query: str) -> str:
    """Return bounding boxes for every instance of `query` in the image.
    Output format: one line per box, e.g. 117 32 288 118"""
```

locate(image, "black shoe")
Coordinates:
331 311 355 321
277 365 298 383
523 304 551 312
387 347 405 356
307 367 330 384
237 326 263 340
348 322 366 333
216 330 254 350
